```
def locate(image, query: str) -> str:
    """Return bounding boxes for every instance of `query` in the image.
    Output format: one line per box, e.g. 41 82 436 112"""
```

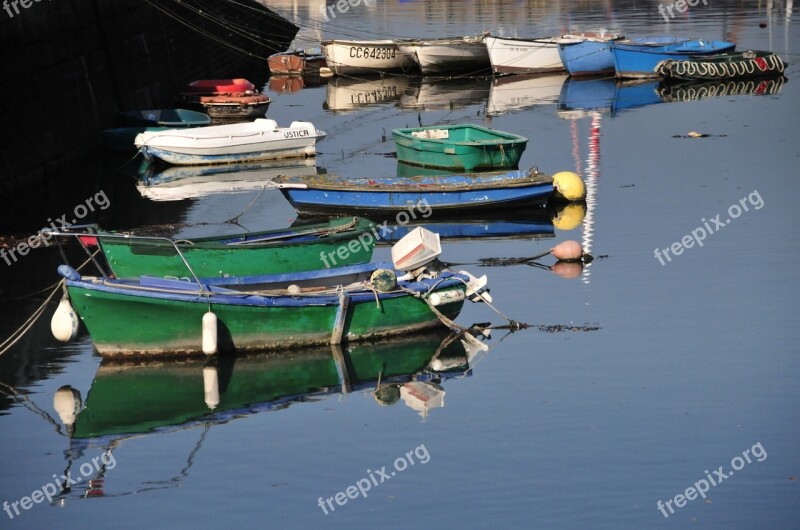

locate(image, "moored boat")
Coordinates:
484 35 565 75
175 78 270 119
101 109 211 153
556 33 624 76
655 50 785 80
268 50 328 75
321 39 417 75
134 118 325 165
395 35 490 75
392 124 527 171
56 256 480 356
69 216 376 279
175 92 272 119
273 167 564 215
612 37 736 78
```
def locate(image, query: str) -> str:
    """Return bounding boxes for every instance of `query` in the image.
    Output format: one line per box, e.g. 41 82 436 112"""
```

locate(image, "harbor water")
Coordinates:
1 1 798 528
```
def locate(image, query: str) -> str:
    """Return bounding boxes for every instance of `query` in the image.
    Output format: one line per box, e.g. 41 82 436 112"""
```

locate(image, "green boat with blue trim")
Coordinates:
57 257 484 357
392 124 528 171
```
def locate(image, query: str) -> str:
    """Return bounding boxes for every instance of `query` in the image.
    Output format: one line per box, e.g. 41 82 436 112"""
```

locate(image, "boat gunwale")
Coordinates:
96 217 374 250
275 172 552 192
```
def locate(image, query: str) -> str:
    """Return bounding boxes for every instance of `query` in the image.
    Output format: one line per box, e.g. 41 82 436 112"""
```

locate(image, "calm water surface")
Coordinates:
1 1 799 528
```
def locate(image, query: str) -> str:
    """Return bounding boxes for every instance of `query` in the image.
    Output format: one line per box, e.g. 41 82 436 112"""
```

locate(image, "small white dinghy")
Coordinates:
134 118 326 165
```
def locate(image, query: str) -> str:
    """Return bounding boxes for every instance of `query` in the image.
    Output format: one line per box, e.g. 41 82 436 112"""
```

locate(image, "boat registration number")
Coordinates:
284 130 310 139
350 47 396 60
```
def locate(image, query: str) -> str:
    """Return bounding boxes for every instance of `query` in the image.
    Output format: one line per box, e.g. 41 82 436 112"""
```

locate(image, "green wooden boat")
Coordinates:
85 217 376 279
59 260 475 357
392 124 527 171
71 330 471 439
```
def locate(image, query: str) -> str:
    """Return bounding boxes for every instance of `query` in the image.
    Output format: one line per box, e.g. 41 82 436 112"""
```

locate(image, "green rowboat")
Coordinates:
392 124 527 171
59 261 474 357
86 217 376 279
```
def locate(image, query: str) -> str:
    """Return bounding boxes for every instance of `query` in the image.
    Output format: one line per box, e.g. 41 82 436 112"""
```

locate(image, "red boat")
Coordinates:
176 78 270 119
182 78 255 94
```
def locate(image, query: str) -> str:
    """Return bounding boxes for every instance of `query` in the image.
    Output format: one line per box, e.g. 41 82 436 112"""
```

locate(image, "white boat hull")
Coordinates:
134 119 325 165
485 36 565 75
396 37 489 74
322 39 417 75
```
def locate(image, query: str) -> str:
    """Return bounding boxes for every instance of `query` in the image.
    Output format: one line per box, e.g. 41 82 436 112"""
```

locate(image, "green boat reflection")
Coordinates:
71 330 481 442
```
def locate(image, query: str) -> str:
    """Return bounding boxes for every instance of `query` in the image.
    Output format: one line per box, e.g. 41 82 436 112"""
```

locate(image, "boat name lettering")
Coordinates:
350 86 398 104
284 129 310 139
349 46 396 60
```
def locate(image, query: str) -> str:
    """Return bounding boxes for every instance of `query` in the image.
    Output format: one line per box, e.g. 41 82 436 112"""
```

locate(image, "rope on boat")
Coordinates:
0 250 100 357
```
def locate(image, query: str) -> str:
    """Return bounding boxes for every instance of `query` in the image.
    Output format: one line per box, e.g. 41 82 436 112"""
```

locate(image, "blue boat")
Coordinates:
272 168 555 216
612 38 735 78
556 34 624 76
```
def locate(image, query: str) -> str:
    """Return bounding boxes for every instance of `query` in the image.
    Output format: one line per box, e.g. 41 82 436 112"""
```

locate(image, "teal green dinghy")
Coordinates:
392 124 528 171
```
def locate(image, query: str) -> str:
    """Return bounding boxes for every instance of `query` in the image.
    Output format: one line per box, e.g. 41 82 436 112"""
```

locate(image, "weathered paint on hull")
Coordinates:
66 282 466 357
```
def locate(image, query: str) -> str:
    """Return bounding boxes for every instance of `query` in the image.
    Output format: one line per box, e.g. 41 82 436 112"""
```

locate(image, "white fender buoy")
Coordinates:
51 297 79 343
203 365 219 410
202 311 218 355
551 240 584 261
53 385 82 432
552 171 586 202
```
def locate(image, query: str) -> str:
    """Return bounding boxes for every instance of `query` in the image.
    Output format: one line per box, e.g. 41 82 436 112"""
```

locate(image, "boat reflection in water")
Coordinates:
486 74 568 116
50 330 483 502
397 76 491 111
657 75 787 102
557 77 663 118
69 330 478 443
135 158 320 201
323 75 412 112
557 75 787 119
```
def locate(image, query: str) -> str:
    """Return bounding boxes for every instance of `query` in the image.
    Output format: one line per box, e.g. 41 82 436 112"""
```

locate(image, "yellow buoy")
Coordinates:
51 297 79 343
551 203 586 231
552 171 586 202
202 311 218 355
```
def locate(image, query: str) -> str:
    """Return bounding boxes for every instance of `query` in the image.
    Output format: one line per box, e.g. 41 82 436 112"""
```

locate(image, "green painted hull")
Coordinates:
98 217 376 278
67 281 466 357
72 331 468 439
392 124 527 171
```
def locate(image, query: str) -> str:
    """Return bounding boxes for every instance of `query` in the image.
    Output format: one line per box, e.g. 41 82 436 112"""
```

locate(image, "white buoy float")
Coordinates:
551 171 586 202
203 365 219 410
202 310 218 355
53 385 82 434
50 297 79 343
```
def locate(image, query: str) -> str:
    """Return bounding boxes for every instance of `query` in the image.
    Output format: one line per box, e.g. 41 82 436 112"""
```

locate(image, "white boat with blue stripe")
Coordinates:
134 118 326 165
